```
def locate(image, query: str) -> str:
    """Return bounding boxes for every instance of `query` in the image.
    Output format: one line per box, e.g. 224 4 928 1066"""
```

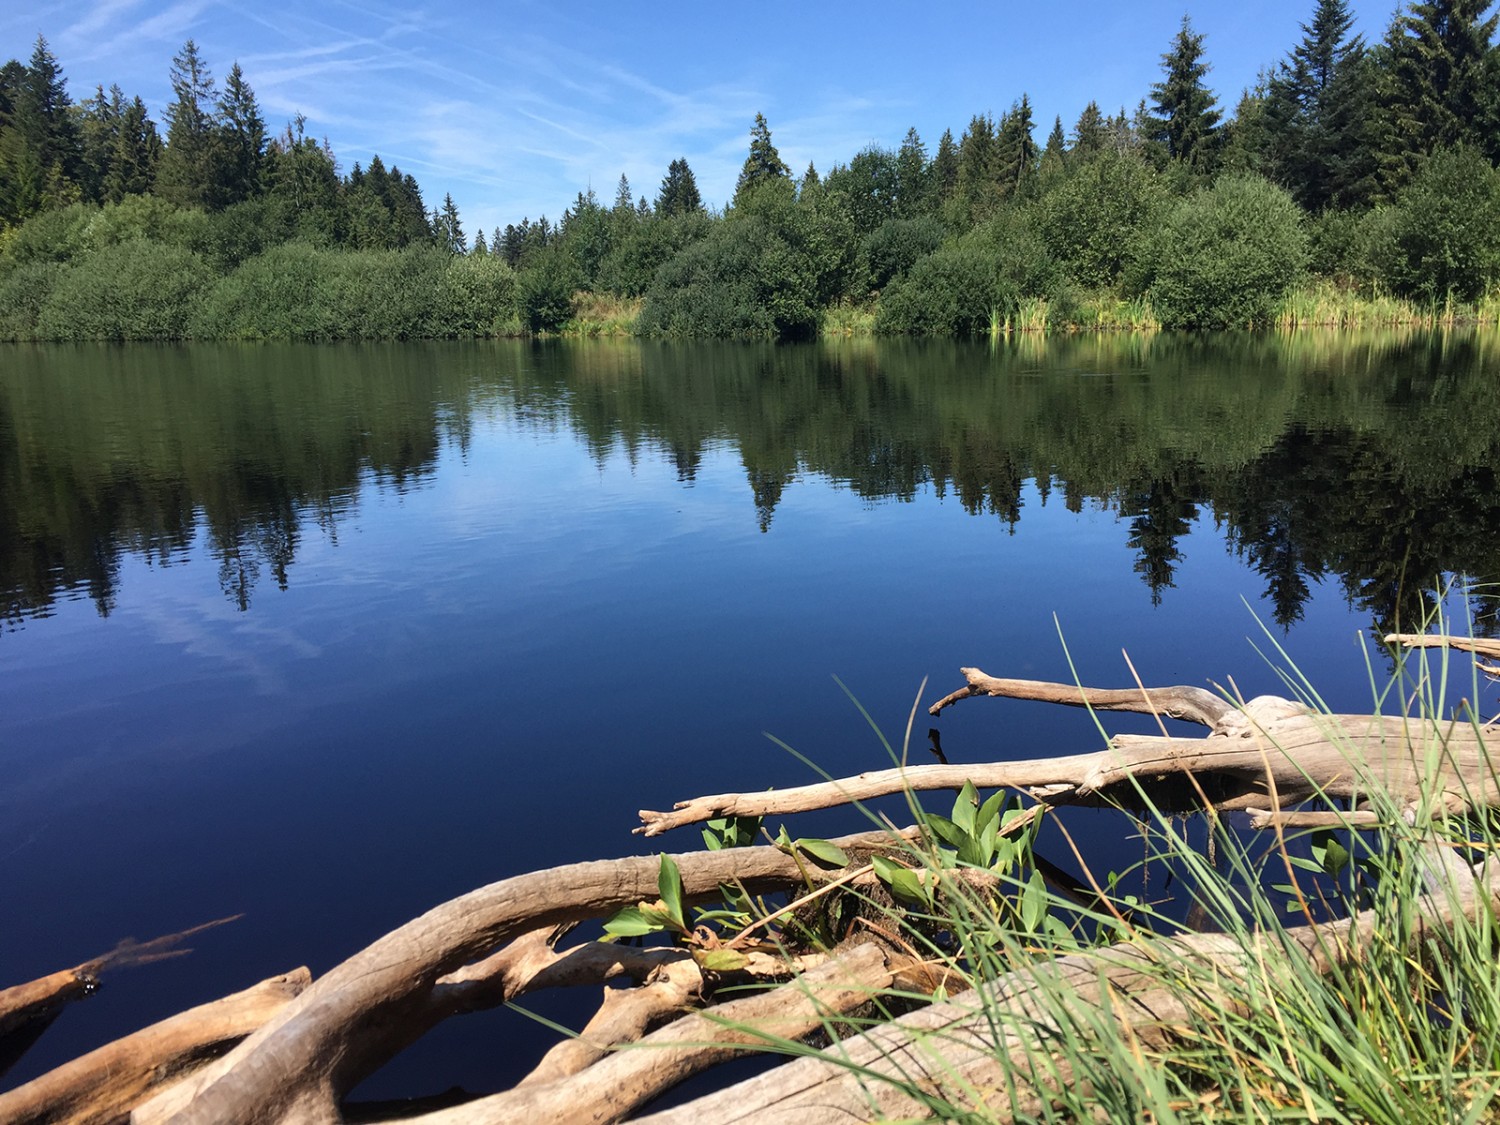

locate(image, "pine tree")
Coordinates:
472 228 488 255
733 113 790 205
0 37 81 222
156 40 218 207
105 96 160 201
931 128 959 205
895 126 930 216
656 157 703 216
1375 0 1500 187
438 191 466 254
1072 101 1107 159
1149 16 1222 170
994 94 1038 197
953 113 999 224
211 62 265 207
613 173 633 213
78 84 123 203
1040 115 1067 182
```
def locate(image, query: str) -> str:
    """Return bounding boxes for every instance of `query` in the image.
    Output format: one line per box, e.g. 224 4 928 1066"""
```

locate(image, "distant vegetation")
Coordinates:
2 0 1500 341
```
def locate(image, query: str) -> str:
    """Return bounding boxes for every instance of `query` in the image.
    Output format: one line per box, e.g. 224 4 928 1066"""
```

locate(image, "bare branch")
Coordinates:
927 668 1234 727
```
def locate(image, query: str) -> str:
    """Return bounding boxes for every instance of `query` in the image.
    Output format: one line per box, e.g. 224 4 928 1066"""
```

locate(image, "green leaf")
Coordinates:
695 948 750 972
603 906 664 938
658 854 686 930
873 856 928 905
951 781 979 836
794 838 850 868
1020 870 1048 933
976 790 1009 834
925 814 968 850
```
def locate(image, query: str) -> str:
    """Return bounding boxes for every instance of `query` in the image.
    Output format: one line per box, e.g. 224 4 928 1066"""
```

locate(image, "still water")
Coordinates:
1 332 1497 1098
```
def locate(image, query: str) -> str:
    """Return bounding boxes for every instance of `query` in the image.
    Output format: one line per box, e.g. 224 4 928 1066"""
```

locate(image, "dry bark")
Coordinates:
0 970 308 1125
639 677 1500 836
132 828 912 1125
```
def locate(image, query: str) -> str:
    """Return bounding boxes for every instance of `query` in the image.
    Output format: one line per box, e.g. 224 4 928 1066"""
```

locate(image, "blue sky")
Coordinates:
3 1 1395 241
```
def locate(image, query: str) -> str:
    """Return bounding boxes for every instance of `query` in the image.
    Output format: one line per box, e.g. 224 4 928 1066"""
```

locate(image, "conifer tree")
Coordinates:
931 128 959 205
953 113 999 224
156 40 217 207
895 126 930 216
656 157 703 216
994 94 1038 197
438 192 466 254
1072 100 1107 159
212 62 265 207
1149 16 1222 170
105 96 160 201
733 113 790 205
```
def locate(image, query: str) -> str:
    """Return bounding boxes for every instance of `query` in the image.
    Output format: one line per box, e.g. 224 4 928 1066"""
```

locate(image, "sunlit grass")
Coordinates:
563 291 642 337
1275 281 1500 329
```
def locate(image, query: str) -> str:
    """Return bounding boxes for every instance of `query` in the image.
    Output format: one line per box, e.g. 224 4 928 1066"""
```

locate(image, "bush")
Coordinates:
1039 150 1168 289
516 248 581 334
5 203 98 264
0 260 65 339
1146 174 1308 329
195 242 340 339
35 241 211 339
638 214 821 341
969 205 1063 299
860 216 945 292
1368 147 1500 303
443 253 518 335
332 246 447 338
876 239 1010 336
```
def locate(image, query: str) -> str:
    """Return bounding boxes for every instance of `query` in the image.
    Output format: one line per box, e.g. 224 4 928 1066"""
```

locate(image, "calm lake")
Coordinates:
2 331 1498 1099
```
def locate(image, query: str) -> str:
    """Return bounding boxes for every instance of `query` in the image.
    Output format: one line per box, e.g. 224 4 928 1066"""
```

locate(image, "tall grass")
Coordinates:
563 291 642 337
716 619 1500 1123
1275 280 1500 329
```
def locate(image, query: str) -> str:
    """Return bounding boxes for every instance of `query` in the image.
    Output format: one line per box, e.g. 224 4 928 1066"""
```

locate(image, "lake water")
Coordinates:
2 331 1497 1100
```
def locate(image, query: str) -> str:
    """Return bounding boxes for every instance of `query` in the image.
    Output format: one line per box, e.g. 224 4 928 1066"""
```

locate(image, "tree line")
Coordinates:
2 0 1499 341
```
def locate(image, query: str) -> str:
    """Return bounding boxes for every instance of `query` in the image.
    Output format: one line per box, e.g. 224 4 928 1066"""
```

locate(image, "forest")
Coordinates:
1 0 1499 341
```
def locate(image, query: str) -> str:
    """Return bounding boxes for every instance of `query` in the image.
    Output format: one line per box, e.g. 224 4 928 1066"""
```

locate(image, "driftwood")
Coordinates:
4 638 1494 1123
639 665 1500 836
0 970 309 1125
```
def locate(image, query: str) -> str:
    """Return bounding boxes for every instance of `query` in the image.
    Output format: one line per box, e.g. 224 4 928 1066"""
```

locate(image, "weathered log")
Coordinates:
132 828 914 1125
405 942 904 1125
0 969 308 1125
629 852 1497 1125
639 681 1500 836
0 917 241 1079
1386 633 1500 660
927 668 1233 726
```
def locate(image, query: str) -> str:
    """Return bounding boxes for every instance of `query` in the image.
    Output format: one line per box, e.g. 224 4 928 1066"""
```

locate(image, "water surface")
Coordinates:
2 332 1497 1097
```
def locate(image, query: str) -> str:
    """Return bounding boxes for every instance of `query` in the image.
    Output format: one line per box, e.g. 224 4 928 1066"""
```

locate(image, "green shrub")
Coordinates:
5 203 98 264
0 260 65 339
1146 174 1308 329
195 242 339 339
1040 150 1168 289
443 252 518 335
860 216 945 292
516 247 581 334
638 215 821 340
35 242 211 339
1369 147 1500 303
332 246 446 338
876 240 1010 336
79 195 205 256
969 205 1063 298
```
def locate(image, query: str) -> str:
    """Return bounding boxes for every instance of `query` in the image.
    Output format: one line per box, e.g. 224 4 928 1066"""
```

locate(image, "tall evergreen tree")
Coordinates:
156 40 217 207
1072 100 1107 159
613 173 634 213
931 127 959 206
894 126 930 216
733 113 790 205
1375 0 1500 187
438 191 466 254
994 94 1038 197
211 62 265 207
1149 16 1222 170
78 84 124 203
953 113 999 224
656 157 703 216
105 96 160 201
0 37 81 222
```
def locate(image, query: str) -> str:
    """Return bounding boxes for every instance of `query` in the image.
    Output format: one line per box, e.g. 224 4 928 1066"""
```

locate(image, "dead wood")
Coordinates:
404 942 903 1125
640 677 1500 836
629 854 1498 1125
1386 633 1500 660
927 668 1234 726
0 916 242 1080
132 828 912 1125
0 969 308 1125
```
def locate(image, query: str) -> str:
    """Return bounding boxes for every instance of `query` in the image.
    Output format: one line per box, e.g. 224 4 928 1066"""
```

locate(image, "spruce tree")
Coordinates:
733 113 790 205
656 157 703 216
1072 101 1107 159
895 126 930 216
1149 16 1222 170
105 96 160 201
953 113 999 224
212 62 265 207
156 40 217 207
439 192 466 254
994 94 1038 197
931 128 959 205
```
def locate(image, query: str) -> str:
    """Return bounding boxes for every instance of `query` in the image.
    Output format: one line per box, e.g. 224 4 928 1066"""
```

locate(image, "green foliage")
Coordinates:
192 241 337 338
876 237 1010 336
859 216 945 292
5 201 96 263
733 113 791 207
0 259 64 339
516 247 579 334
35 240 210 339
1146 174 1308 328
443 252 517 335
1040 149 1168 289
1365 146 1500 303
702 815 762 851
1149 16 1222 170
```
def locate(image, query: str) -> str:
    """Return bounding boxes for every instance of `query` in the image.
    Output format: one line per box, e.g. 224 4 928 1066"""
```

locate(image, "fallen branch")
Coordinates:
1386 633 1500 660
0 969 307 1125
927 668 1233 726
